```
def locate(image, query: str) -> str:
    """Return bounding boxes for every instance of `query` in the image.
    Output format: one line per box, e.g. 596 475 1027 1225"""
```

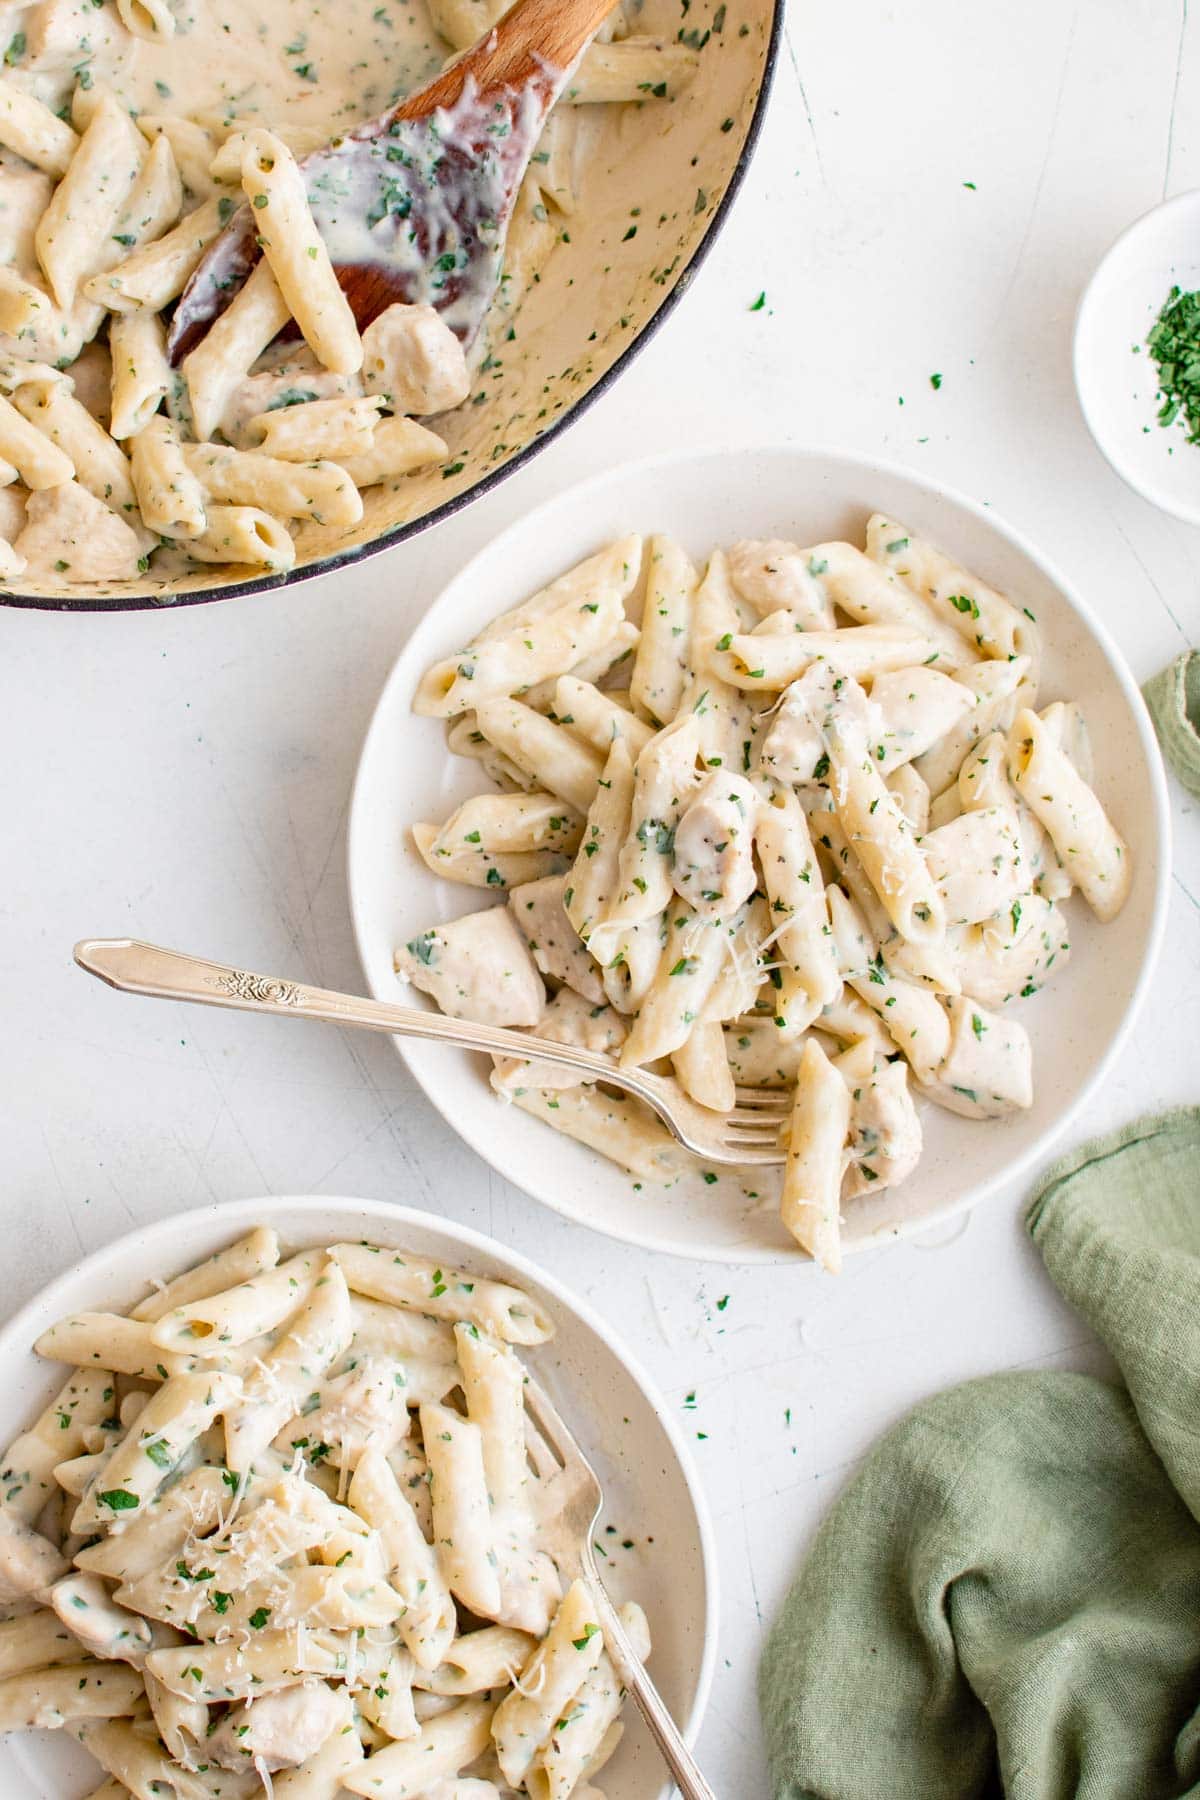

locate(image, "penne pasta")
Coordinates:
400 519 1132 1267
0 1367 112 1524
492 1580 605 1786
630 534 698 724
85 194 228 313
185 503 295 571
1007 708 1130 921
240 129 362 376
781 1039 851 1271
1 1227 650 1793
73 1370 240 1531
222 1260 353 1471
0 390 74 489
333 415 448 486
0 81 78 177
473 697 605 813
182 257 291 442
247 393 385 461
348 1447 456 1670
866 512 1041 670
331 1242 553 1343
415 539 642 719
180 441 362 526
563 37 700 103
129 415 207 539
108 310 170 439
342 1695 496 1797
35 94 146 312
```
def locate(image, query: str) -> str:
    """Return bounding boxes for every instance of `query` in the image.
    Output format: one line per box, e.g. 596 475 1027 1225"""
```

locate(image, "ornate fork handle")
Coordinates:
73 937 630 1082
581 1561 719 1800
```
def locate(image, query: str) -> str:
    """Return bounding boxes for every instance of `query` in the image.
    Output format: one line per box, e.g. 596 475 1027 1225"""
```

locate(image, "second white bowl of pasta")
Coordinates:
348 445 1170 1266
0 1196 716 1799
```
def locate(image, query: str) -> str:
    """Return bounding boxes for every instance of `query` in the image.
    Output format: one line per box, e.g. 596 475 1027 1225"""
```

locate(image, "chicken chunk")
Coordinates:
843 1060 922 1198
219 347 361 448
866 667 975 773
0 1514 67 1600
15 480 143 582
671 772 760 919
727 538 835 629
209 1680 348 1772
920 995 1033 1119
0 484 27 546
396 907 545 1027
946 895 1070 1008
23 0 120 83
922 805 1025 928
492 986 626 1093
509 872 605 1004
756 683 825 785
0 155 53 270
298 1355 410 1470
361 302 470 415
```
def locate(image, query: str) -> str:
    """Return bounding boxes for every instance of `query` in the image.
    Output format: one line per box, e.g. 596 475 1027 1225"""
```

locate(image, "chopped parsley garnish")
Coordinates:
98 1488 139 1512
1147 284 1200 441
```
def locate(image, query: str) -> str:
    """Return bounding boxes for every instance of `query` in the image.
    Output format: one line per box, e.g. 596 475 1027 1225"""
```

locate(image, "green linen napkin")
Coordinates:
1144 652 1200 797
759 1108 1200 1800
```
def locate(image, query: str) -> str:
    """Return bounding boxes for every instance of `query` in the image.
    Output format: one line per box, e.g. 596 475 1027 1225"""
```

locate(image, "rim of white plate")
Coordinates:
0 1195 718 1796
348 443 1172 1264
1074 187 1200 525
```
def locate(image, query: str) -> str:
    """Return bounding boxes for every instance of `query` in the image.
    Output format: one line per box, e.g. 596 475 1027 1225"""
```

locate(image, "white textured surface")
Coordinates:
2 1 1200 1792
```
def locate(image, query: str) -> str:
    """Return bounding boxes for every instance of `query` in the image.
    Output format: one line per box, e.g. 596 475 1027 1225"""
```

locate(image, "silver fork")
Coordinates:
523 1366 718 1800
74 939 789 1166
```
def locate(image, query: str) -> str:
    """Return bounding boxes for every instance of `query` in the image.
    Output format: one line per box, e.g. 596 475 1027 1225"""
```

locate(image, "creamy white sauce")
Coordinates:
10 0 448 139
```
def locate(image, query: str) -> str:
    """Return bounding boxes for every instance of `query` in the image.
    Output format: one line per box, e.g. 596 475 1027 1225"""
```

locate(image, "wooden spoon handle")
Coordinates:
397 0 617 118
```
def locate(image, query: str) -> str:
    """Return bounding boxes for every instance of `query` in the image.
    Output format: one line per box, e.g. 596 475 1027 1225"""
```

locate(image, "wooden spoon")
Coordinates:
166 0 617 365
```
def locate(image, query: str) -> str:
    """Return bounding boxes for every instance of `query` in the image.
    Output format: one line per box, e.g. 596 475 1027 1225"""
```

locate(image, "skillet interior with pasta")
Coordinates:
0 0 779 609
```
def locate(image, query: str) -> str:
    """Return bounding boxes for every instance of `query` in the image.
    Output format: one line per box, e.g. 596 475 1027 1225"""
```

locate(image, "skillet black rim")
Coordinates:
2 5 785 615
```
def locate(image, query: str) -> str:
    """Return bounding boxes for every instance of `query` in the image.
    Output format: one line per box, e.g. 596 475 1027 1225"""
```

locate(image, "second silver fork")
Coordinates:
522 1367 719 1800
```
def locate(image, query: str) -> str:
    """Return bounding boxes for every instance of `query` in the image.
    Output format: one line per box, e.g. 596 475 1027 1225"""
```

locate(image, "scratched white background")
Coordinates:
3 0 1200 1790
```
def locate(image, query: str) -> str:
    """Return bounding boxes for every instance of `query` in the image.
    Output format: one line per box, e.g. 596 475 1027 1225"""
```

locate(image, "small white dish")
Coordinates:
1075 187 1200 524
0 1196 716 1800
348 445 1171 1264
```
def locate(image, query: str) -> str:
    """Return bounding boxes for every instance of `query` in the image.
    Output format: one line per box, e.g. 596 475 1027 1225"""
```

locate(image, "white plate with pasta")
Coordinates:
348 445 1170 1266
0 1195 716 1798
